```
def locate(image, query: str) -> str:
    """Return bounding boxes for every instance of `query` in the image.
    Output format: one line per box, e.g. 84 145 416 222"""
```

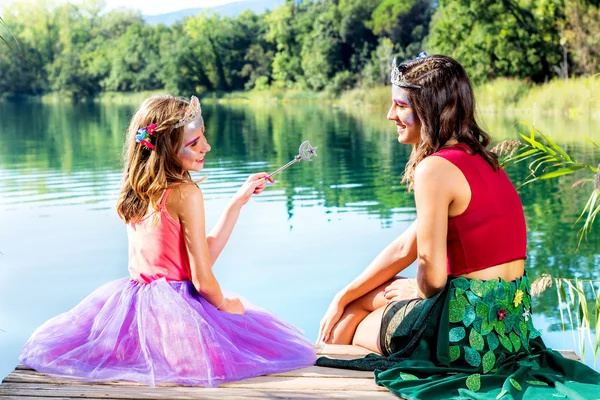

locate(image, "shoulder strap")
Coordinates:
158 187 173 209
158 182 184 209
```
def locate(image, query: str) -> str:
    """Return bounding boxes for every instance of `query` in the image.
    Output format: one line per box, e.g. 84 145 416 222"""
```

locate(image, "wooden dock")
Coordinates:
0 345 579 399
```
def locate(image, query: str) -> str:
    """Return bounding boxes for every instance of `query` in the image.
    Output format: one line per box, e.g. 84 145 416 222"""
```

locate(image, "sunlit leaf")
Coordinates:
539 132 573 162
538 166 587 180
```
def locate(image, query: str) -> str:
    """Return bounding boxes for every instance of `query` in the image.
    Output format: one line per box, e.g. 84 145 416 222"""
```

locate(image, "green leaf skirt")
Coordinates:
316 274 600 399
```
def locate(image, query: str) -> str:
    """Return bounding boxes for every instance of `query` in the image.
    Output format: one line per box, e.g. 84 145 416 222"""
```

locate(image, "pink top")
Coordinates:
127 188 191 283
430 144 527 276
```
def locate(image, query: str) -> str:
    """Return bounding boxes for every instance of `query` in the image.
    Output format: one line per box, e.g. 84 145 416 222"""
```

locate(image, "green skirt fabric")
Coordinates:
316 275 600 399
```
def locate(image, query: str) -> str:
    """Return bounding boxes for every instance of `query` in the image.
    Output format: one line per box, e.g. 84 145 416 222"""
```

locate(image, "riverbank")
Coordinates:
10 76 596 119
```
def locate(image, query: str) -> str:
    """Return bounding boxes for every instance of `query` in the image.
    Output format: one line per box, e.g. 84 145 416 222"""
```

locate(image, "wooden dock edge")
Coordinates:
0 345 581 399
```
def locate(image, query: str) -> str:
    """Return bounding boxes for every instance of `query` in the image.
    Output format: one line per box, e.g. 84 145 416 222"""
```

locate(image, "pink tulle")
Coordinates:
20 278 316 387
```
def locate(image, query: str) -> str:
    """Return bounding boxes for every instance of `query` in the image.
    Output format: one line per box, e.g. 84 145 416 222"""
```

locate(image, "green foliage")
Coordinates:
1 0 598 98
560 0 600 75
368 0 432 55
428 0 563 84
500 126 599 245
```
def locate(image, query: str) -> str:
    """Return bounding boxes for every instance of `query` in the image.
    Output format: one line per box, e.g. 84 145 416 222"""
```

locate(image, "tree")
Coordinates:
560 0 600 75
368 0 432 57
428 0 563 83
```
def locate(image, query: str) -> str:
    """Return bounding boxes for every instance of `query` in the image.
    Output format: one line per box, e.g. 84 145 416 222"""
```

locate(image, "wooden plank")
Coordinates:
5 367 373 385
220 376 385 391
314 344 373 356
0 344 581 400
557 350 579 360
0 397 105 400
2 373 385 392
0 383 396 399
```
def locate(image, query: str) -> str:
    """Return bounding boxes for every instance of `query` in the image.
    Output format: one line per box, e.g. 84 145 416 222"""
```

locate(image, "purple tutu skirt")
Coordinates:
20 278 316 387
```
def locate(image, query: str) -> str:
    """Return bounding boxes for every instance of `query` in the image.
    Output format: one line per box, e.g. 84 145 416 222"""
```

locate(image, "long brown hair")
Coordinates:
117 95 197 223
397 55 499 190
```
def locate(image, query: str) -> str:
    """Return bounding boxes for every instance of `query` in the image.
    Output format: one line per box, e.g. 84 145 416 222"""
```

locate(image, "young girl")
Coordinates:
19 94 316 387
316 54 600 399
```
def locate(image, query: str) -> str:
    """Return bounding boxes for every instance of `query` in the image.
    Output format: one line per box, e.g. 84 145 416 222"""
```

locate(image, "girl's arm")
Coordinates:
317 221 417 342
177 184 224 306
206 201 242 266
335 220 418 307
413 156 453 298
205 173 272 266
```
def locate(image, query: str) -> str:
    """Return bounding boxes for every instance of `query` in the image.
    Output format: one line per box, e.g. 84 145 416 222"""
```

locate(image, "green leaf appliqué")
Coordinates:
449 345 460 362
476 302 489 318
487 331 499 351
510 332 521 352
400 373 419 380
469 329 485 351
464 346 482 367
470 280 484 297
510 378 522 391
498 334 513 352
526 380 548 386
482 351 496 374
449 327 466 342
466 374 481 392
449 300 465 323
464 306 476 327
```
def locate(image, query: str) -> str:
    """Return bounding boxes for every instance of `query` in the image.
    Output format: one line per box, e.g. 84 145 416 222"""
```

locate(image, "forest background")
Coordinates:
1 0 599 106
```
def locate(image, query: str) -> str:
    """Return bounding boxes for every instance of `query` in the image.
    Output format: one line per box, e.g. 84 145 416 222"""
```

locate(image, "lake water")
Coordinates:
0 100 599 379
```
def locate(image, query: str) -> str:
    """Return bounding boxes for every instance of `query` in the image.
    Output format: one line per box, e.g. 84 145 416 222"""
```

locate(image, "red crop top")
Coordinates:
430 144 527 276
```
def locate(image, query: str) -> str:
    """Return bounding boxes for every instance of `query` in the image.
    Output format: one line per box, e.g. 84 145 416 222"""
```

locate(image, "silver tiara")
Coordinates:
174 95 202 128
390 52 429 89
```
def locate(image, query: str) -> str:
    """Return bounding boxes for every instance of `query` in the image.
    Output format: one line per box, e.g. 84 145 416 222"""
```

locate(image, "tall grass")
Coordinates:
16 75 600 120
516 76 600 118
338 76 600 119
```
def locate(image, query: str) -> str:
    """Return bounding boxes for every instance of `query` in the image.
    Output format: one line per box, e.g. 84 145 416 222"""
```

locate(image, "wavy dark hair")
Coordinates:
116 95 199 223
395 54 499 190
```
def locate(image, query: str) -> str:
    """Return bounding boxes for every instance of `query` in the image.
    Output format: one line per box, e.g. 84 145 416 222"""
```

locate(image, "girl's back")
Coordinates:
128 187 191 284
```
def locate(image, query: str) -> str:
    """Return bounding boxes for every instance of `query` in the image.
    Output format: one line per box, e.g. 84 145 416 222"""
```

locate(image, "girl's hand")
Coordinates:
232 173 274 207
383 278 420 302
220 297 246 315
317 297 345 343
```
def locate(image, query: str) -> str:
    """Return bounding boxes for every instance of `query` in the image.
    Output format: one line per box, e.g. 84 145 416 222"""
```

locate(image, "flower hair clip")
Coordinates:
136 123 157 150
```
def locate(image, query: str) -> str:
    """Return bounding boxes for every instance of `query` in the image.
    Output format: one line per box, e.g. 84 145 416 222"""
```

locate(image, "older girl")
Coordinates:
317 54 600 399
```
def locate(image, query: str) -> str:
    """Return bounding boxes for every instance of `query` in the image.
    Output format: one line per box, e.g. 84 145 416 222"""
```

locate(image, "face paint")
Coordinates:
177 123 210 172
388 85 421 145
404 112 416 127
392 85 412 107
184 136 201 148
180 147 195 157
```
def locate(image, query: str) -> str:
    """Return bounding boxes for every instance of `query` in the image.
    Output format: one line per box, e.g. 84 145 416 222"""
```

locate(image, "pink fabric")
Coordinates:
430 144 527 275
127 188 191 283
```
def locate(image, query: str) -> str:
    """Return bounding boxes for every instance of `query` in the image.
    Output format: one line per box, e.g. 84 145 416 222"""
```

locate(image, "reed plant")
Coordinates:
497 122 600 365
496 125 599 246
0 15 26 60
531 274 600 367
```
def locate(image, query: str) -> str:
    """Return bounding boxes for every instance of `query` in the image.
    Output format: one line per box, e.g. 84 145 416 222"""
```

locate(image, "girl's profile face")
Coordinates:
177 123 211 172
387 86 421 145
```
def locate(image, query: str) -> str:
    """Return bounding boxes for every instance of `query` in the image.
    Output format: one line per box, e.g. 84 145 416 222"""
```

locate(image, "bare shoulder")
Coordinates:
166 182 204 212
414 156 457 187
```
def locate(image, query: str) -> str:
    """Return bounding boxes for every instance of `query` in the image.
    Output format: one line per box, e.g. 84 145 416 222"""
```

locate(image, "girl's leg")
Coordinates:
352 305 386 353
327 277 416 345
